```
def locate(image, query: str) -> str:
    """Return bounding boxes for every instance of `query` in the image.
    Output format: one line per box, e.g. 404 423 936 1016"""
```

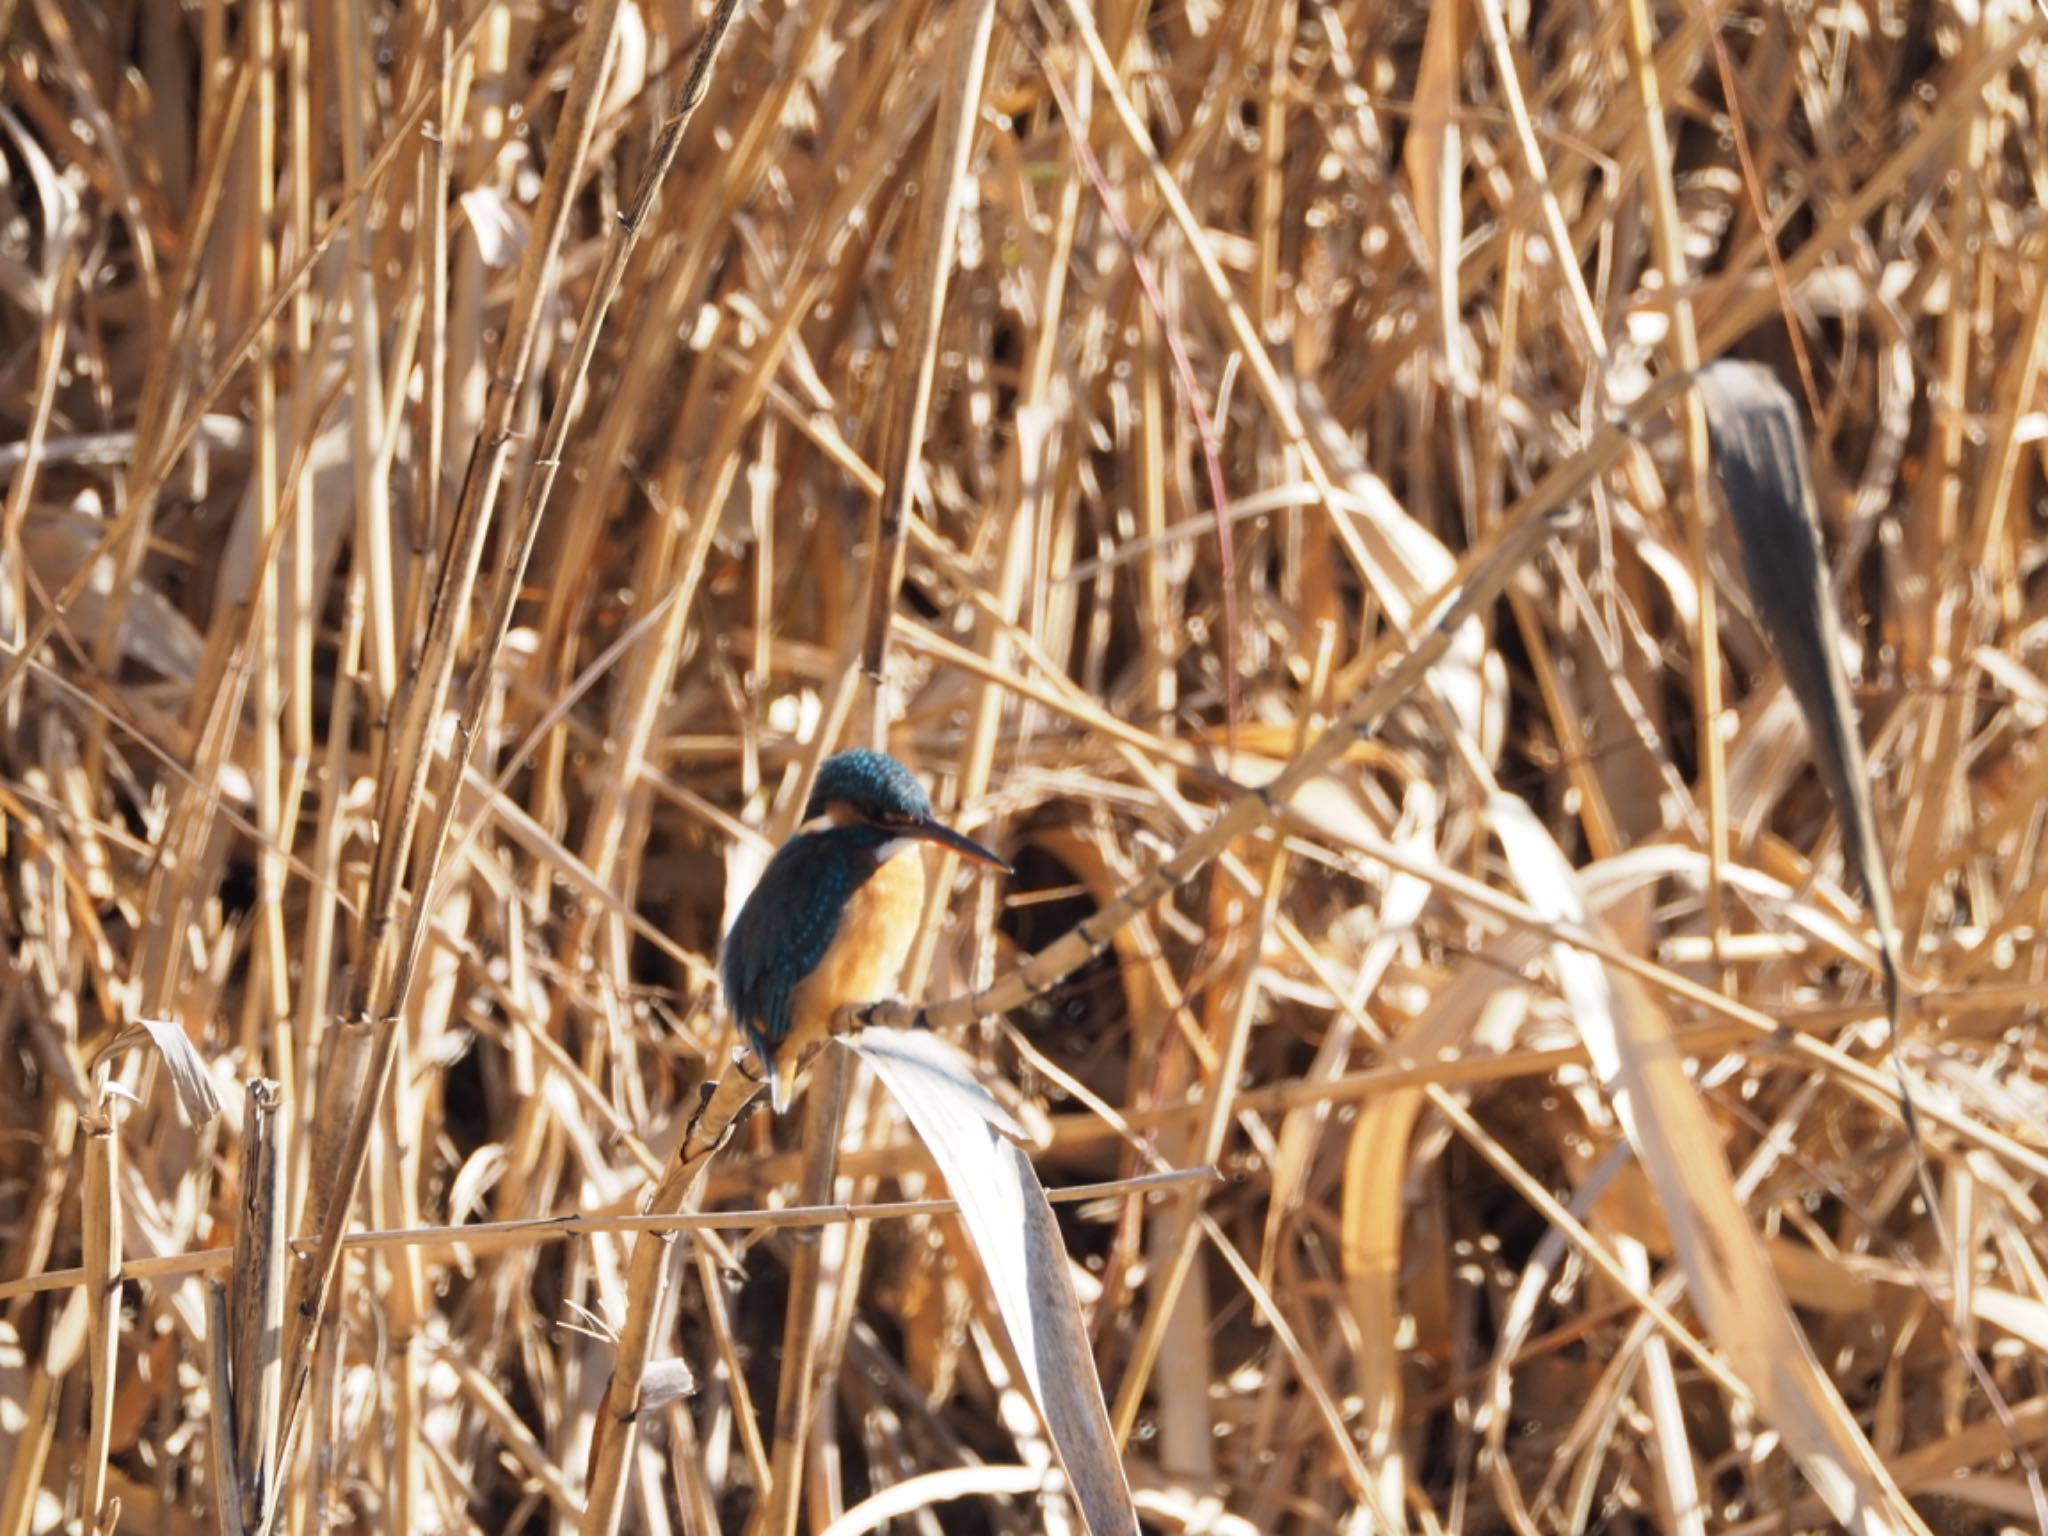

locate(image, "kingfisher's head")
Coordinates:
804 750 1010 870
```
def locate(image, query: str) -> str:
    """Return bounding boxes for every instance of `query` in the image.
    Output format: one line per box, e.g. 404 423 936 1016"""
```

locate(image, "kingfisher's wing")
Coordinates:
720 834 865 1049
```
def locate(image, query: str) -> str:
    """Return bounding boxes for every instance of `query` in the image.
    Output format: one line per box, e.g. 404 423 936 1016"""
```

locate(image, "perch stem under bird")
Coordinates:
720 750 1010 1113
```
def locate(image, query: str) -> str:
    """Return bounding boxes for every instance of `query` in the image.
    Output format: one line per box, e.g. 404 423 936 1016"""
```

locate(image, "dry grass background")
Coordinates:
4 0 2048 1531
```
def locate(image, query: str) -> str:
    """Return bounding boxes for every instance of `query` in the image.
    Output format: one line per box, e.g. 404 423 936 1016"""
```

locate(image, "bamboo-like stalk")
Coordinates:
229 1079 285 1529
205 1281 249 1536
247 0 288 1088
276 0 317 1122
79 1086 120 1536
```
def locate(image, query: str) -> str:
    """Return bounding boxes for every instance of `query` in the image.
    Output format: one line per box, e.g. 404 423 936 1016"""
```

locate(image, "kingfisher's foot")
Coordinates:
848 999 918 1033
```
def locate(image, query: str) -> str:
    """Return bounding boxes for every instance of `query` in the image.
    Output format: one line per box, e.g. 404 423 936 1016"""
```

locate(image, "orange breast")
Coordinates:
787 847 927 1043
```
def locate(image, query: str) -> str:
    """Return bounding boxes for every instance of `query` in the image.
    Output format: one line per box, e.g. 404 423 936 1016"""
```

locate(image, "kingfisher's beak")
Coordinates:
912 816 1011 874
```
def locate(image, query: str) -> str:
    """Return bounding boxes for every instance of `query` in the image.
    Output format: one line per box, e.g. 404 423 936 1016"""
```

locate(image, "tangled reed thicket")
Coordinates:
3 0 2048 1531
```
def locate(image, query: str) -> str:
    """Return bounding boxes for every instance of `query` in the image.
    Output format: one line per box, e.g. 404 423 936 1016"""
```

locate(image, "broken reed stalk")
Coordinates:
229 1080 284 1529
78 1086 119 1536
264 3 630 1522
205 1281 248 1536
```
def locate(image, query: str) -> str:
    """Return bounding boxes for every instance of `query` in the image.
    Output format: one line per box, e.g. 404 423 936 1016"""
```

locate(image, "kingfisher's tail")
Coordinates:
742 1024 800 1114
769 1052 798 1115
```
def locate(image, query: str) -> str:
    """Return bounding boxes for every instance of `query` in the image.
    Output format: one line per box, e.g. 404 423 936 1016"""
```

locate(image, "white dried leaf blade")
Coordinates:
852 1028 1136 1536
136 1017 222 1125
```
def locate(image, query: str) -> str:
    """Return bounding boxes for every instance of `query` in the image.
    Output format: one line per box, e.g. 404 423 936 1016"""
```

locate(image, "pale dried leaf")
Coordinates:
92 1019 222 1126
851 1028 1136 1536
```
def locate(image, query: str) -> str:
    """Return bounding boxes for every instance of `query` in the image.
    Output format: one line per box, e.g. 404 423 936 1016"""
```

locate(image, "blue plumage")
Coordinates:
802 749 934 824
720 821 893 1054
720 749 1010 1112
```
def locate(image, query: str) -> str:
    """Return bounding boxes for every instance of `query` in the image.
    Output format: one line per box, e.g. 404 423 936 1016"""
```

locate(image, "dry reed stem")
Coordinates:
204 1280 248 1536
0 1165 1214 1309
77 1091 118 1536
1620 0 1730 986
228 1079 284 1527
858 0 1001 740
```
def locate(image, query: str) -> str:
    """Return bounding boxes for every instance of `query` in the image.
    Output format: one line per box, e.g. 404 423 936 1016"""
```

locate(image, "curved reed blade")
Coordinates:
851 1028 1138 1536
1695 361 1897 968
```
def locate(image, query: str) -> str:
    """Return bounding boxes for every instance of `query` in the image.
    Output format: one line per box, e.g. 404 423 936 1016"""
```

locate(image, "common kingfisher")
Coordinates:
721 750 1010 1113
